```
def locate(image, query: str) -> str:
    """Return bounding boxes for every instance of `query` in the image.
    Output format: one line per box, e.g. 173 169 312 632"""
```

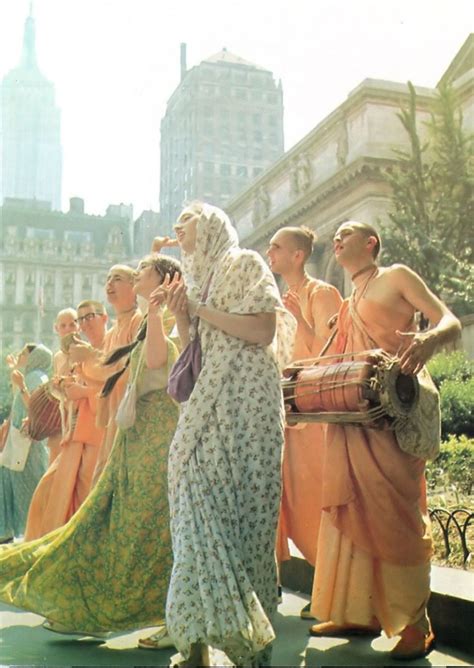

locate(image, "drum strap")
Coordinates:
348 293 379 350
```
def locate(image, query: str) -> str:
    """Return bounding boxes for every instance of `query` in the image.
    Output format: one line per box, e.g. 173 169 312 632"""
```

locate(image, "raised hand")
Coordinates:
396 330 438 375
151 236 179 253
5 353 17 369
283 290 303 322
150 272 174 309
68 337 95 363
165 276 189 318
10 369 25 389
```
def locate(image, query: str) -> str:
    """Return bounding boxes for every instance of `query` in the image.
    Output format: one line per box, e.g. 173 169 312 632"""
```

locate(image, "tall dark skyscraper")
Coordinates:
159 46 284 234
1 7 62 209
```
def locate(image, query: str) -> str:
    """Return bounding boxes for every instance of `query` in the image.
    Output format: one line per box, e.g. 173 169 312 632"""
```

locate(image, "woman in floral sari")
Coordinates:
0 255 180 636
161 203 295 667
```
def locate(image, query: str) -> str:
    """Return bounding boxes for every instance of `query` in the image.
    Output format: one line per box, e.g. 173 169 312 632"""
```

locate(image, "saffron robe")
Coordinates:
310 298 432 637
276 277 341 565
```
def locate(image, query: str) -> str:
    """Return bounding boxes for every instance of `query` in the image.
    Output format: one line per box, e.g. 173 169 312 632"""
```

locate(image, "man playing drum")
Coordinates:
266 227 341 614
308 221 461 660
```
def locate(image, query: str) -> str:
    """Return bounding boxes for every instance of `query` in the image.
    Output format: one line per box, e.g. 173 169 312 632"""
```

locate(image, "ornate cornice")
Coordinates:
240 156 395 247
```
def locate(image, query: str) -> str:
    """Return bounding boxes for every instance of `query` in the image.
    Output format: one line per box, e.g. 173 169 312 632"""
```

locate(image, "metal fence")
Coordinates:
429 507 473 567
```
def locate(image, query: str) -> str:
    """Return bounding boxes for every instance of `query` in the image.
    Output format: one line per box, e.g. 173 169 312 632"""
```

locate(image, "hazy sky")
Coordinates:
0 0 472 218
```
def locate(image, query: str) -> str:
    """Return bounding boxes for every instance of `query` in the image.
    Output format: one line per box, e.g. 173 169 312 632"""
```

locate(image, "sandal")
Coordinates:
300 602 315 620
138 625 175 649
391 625 436 660
309 620 381 637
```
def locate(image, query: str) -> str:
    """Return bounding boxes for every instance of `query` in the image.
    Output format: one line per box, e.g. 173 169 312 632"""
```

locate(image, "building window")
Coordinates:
220 164 231 176
233 88 247 100
203 178 213 192
254 130 263 143
234 71 247 84
253 167 263 177
236 166 248 177
203 120 214 135
203 143 213 158
253 113 261 125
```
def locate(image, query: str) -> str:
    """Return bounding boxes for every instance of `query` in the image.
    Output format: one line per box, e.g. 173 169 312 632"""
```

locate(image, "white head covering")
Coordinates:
170 202 296 478
181 203 238 300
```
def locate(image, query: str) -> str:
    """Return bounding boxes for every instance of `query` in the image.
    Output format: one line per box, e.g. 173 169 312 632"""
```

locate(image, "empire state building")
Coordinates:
1 7 62 209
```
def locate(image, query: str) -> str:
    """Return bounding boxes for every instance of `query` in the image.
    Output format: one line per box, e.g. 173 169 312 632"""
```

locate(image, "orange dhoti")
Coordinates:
277 422 326 565
24 397 104 540
277 277 342 565
310 298 433 637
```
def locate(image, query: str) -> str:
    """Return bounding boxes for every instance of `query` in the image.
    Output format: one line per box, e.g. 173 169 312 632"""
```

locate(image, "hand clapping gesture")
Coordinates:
283 290 303 322
150 273 194 319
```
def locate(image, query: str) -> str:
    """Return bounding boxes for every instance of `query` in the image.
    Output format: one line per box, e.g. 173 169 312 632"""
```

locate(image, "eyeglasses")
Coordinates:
77 312 102 325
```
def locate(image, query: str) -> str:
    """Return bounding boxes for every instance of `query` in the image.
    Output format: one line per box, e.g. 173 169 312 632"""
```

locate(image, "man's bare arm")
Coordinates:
391 265 461 374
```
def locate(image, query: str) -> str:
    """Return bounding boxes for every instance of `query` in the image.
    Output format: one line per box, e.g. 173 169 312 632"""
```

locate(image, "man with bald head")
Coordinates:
308 220 461 660
266 226 342 605
69 265 142 484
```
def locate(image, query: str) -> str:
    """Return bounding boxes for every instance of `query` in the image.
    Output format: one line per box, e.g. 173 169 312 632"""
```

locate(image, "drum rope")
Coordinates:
283 378 373 400
288 349 394 369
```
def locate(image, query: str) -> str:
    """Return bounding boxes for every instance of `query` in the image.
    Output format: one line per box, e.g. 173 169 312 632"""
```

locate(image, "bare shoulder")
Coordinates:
380 264 422 287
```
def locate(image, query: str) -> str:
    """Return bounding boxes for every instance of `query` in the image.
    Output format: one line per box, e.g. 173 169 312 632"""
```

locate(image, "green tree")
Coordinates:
381 81 474 316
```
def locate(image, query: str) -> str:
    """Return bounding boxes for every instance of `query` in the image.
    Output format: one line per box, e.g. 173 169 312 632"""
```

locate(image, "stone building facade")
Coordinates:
227 35 473 300
0 197 133 352
159 45 284 235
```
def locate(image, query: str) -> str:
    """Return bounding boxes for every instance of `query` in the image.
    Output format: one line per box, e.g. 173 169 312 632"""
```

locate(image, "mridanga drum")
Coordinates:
27 382 62 441
283 351 419 428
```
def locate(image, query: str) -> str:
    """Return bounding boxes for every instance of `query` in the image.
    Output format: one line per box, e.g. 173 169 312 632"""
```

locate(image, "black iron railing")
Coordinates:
429 507 473 567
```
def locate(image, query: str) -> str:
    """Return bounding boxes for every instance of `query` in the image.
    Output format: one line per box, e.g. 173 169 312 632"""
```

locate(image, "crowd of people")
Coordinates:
0 202 461 666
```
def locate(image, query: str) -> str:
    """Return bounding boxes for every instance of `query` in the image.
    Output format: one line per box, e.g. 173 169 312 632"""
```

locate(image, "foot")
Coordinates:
277 584 282 604
42 619 108 639
309 620 381 637
300 602 315 620
138 625 175 650
391 625 435 660
170 643 210 667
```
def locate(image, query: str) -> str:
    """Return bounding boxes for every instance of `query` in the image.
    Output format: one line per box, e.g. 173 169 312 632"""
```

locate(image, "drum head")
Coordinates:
378 363 419 418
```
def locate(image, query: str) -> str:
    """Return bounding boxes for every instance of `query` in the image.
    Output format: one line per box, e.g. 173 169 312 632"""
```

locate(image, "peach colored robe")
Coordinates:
24 391 104 540
310 298 432 637
276 278 342 565
88 310 143 485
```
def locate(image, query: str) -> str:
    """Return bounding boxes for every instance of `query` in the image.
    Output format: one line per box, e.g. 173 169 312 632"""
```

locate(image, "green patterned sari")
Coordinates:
0 339 179 633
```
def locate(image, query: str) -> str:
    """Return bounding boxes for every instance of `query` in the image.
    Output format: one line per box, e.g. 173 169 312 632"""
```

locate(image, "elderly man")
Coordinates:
308 221 461 661
25 301 109 539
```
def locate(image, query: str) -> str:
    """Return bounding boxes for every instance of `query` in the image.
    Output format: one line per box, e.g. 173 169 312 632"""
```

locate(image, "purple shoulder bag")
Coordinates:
167 275 212 403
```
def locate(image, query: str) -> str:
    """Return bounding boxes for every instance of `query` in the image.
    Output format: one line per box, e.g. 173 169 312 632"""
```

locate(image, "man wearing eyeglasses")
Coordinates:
25 301 109 540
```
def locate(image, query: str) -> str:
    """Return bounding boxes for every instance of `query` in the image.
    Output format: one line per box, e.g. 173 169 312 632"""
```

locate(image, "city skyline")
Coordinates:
0 0 472 219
